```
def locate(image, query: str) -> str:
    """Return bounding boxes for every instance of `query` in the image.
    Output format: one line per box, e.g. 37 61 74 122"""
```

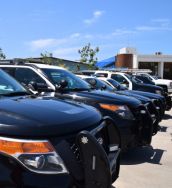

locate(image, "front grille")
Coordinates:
70 122 108 162
71 142 81 162
145 102 155 115
55 121 109 163
131 106 141 117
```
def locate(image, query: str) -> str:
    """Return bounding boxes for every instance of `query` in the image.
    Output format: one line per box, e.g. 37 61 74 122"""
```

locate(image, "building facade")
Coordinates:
116 47 172 79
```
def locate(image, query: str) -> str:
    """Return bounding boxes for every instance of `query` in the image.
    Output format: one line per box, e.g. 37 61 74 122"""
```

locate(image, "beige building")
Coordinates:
116 47 172 79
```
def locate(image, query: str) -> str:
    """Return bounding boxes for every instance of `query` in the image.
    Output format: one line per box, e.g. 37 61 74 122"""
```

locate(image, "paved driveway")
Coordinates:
113 109 172 188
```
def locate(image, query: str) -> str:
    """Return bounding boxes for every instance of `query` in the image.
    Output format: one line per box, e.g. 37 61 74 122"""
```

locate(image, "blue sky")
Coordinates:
0 0 172 61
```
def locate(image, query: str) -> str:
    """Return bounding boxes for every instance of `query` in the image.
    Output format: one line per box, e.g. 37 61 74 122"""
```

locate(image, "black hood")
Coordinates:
0 97 101 137
128 90 165 100
115 90 151 104
133 82 163 93
67 90 141 108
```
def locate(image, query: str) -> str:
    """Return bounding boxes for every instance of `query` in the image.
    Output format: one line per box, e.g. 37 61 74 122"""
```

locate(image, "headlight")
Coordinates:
99 103 135 120
0 137 68 174
155 90 162 95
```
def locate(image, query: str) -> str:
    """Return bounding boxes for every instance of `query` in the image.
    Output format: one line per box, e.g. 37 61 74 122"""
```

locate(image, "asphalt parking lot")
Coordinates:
113 109 172 188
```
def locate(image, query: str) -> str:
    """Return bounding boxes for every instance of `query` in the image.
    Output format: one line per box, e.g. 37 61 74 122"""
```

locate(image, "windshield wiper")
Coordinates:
1 91 30 96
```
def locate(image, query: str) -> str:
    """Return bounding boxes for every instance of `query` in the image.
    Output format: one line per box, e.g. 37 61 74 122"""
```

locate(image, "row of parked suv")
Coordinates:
0 62 171 188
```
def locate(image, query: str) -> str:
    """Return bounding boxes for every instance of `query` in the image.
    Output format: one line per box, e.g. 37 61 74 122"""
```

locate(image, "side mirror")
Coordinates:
28 81 48 92
87 78 97 88
122 80 128 84
101 85 107 90
116 85 121 90
28 81 38 91
56 79 68 90
121 80 129 88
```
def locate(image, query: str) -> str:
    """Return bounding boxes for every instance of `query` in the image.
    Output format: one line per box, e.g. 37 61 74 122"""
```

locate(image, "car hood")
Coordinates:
128 90 165 100
136 82 163 90
68 90 141 108
0 97 101 137
115 90 151 104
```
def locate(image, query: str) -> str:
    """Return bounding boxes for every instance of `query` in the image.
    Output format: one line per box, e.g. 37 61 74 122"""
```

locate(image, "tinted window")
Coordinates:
95 73 108 77
111 74 126 83
107 79 127 90
42 68 90 90
14 68 46 85
82 71 95 76
107 79 120 87
1 67 15 77
0 69 26 94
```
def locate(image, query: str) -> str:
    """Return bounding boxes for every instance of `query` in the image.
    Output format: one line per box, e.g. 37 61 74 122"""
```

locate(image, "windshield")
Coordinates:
85 78 115 91
125 74 143 84
140 73 154 81
107 79 127 90
152 75 159 80
42 68 91 90
0 69 26 95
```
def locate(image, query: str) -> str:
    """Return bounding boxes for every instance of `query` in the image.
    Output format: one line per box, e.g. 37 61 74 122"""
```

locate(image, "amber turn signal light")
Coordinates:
0 137 54 155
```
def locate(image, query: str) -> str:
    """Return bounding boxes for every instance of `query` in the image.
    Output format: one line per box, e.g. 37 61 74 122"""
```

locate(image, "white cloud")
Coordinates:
84 34 93 39
136 25 172 31
84 10 105 25
94 11 103 18
136 26 159 31
53 47 80 60
70 33 81 38
112 29 137 36
151 18 170 24
29 38 68 50
29 32 83 50
136 18 172 32
151 18 171 28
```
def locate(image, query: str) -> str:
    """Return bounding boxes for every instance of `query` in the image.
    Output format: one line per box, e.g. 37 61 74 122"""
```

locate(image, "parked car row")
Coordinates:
0 62 171 187
79 70 172 111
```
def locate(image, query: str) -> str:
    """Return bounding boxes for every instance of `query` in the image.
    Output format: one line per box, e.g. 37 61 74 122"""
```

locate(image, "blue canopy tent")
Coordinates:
95 56 116 69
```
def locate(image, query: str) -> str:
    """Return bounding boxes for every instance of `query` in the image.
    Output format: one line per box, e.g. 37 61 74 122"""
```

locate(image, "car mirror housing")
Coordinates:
28 81 49 92
56 79 68 90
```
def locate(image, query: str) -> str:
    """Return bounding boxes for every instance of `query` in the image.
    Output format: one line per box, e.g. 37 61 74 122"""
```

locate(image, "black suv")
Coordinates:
79 76 162 134
0 63 155 150
133 74 172 110
0 69 121 188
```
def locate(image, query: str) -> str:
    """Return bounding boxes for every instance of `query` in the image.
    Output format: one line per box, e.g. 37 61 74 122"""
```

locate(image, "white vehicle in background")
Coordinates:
135 73 172 93
94 71 133 90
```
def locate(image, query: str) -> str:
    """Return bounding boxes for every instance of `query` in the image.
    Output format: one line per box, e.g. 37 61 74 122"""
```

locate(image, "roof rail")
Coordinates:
97 68 152 73
0 59 28 65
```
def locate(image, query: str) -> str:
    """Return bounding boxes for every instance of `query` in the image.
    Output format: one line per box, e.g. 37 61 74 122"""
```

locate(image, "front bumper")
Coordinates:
0 119 120 188
145 101 161 135
108 106 153 150
131 105 153 146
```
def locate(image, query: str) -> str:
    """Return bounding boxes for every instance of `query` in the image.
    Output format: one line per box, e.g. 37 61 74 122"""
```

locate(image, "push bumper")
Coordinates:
145 101 161 135
132 105 153 146
0 120 120 188
165 95 172 111
55 119 121 187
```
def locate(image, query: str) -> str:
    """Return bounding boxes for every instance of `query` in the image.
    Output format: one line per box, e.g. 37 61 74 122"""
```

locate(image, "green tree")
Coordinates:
0 48 6 60
40 51 54 64
78 43 99 67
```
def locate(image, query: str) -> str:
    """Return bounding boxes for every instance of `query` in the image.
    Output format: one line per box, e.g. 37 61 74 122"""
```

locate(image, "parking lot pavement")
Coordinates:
113 109 172 188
